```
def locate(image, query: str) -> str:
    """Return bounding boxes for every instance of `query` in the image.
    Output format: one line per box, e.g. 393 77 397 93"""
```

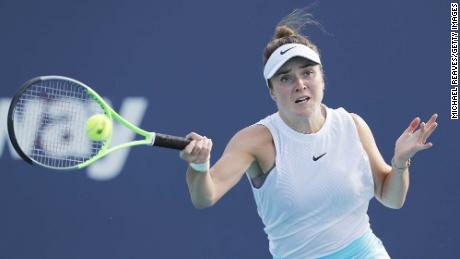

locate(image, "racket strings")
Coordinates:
13 79 106 169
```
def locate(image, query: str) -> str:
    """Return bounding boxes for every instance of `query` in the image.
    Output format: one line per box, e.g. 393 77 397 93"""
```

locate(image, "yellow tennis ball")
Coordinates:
85 114 112 141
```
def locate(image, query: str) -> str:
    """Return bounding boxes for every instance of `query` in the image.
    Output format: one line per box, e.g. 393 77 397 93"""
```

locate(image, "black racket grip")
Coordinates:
153 133 191 150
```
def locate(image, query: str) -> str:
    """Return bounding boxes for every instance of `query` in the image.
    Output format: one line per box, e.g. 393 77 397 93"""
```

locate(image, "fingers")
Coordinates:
396 114 438 159
426 113 438 125
179 133 213 163
407 114 438 136
405 117 420 134
421 142 434 150
421 120 438 143
419 114 438 130
420 121 426 130
191 136 213 163
411 114 438 153
180 139 196 157
196 136 213 162
185 132 203 141
415 114 438 142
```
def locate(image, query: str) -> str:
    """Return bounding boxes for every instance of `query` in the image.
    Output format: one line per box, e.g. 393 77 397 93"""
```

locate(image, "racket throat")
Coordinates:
148 132 157 146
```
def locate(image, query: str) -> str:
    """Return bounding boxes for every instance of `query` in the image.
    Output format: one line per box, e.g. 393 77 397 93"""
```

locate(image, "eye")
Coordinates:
279 75 291 83
303 70 314 77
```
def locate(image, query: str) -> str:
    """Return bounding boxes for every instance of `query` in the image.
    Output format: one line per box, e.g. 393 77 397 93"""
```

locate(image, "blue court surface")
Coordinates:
0 0 456 258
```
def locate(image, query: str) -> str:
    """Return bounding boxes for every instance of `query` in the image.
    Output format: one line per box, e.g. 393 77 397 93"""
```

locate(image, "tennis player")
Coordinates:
180 10 438 259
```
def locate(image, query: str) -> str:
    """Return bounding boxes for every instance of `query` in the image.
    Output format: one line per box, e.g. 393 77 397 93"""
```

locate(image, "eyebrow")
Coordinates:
274 68 291 77
273 62 316 78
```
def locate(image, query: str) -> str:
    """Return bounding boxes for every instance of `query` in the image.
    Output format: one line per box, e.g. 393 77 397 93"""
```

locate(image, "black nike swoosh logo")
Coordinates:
312 152 327 161
280 46 296 55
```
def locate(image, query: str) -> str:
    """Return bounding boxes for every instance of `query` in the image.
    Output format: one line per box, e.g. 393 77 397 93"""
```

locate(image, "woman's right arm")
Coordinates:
180 128 259 209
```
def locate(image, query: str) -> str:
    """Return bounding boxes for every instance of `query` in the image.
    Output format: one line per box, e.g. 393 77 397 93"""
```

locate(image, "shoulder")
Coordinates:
217 124 274 174
227 124 273 154
348 112 374 141
229 124 275 175
350 112 366 127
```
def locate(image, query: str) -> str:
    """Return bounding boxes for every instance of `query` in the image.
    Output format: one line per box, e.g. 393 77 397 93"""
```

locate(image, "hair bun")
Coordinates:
273 26 296 39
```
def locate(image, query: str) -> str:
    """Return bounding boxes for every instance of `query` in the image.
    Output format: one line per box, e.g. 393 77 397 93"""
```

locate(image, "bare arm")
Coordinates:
181 127 265 209
351 113 438 209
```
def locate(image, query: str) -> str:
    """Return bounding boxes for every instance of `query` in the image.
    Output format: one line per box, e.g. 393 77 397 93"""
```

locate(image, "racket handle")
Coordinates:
153 133 191 150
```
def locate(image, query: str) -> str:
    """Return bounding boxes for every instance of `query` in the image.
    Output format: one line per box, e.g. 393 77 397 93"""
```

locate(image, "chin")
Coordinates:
293 109 314 118
293 104 320 118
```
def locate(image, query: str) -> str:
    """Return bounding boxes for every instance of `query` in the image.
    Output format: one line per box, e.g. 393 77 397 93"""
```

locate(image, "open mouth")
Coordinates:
295 96 311 104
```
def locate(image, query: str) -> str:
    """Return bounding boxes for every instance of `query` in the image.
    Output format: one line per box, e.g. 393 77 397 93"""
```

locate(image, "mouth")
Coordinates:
295 96 311 104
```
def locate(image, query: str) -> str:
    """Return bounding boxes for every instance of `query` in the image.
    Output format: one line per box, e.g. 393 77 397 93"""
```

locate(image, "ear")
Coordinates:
269 87 277 101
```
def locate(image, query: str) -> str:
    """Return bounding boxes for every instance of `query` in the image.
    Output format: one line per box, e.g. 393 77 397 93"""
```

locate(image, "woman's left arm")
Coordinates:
351 113 438 209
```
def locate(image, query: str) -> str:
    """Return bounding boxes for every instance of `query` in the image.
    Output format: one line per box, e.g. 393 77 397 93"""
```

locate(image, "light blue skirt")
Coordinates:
318 229 390 259
274 229 390 259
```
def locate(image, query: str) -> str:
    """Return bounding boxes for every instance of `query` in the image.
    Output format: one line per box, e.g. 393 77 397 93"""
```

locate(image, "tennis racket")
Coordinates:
7 75 191 170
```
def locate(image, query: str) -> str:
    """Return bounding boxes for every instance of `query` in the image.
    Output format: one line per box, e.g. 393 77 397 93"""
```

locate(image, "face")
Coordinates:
269 57 325 119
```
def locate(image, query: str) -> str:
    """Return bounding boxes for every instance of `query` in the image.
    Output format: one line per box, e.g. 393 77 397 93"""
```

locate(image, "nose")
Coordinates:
294 77 308 92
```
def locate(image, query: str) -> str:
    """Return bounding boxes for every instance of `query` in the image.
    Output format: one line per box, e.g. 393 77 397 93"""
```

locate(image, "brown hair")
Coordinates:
263 8 323 65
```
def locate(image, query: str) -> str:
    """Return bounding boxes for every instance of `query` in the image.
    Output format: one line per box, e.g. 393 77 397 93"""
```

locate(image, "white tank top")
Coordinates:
247 105 375 259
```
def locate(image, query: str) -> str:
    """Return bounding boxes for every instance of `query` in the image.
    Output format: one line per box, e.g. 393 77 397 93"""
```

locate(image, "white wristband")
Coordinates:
190 161 210 173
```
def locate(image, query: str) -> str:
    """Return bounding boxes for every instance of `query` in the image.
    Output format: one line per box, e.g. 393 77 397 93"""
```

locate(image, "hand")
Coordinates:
179 132 213 164
393 114 438 167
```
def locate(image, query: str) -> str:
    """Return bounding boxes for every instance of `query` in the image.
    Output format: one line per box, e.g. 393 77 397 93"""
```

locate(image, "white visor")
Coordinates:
263 43 321 83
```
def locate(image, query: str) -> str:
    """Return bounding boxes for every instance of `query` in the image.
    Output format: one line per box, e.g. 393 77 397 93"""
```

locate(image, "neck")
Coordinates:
279 105 326 134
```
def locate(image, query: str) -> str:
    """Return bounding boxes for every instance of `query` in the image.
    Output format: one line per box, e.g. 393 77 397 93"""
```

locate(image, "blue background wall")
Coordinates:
0 0 457 258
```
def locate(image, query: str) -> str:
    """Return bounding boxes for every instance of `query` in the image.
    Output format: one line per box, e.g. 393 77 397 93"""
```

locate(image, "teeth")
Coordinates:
295 97 309 103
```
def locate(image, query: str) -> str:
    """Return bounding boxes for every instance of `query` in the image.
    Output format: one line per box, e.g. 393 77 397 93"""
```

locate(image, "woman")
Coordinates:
179 11 438 259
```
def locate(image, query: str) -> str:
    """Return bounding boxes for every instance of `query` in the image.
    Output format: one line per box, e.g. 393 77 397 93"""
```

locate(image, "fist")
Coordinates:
179 132 213 164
